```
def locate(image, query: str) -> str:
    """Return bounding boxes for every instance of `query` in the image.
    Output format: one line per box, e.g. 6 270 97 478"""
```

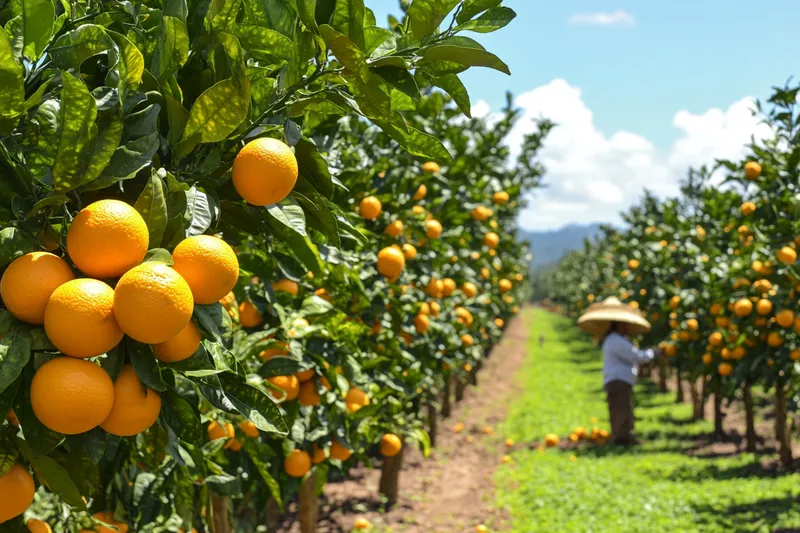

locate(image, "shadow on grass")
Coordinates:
691 496 800 532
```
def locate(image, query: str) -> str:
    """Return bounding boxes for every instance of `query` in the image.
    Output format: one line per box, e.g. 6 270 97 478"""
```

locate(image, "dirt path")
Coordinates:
279 309 532 533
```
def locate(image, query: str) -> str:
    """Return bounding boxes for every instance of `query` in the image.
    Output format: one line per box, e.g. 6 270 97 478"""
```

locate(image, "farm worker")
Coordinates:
577 297 660 445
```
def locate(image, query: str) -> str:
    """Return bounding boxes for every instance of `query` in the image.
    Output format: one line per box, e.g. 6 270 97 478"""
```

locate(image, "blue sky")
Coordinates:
369 1 798 229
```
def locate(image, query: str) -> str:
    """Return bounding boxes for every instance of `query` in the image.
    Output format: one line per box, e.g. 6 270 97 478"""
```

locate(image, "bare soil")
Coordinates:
275 311 532 533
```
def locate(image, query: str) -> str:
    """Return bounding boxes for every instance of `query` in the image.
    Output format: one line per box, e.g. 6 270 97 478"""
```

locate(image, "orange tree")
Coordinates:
0 0 533 531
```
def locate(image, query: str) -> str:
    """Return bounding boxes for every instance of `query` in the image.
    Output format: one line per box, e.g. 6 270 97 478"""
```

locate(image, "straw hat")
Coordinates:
577 297 651 336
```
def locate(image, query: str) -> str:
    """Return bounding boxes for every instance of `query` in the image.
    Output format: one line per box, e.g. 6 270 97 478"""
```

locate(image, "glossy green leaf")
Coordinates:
429 73 471 117
407 0 460 39
0 328 30 395
266 204 307 236
216 373 288 434
23 99 59 185
242 0 295 38
149 16 189 81
134 171 167 248
419 36 510 75
297 0 318 31
127 339 167 392
50 24 113 70
0 27 24 133
161 388 203 445
374 66 420 99
93 104 160 186
455 6 516 33
330 0 365 50
21 0 54 60
30 455 86 508
106 30 145 102
319 24 369 83
233 25 294 61
184 186 214 236
364 26 393 57
294 138 333 198
0 228 35 268
456 0 502 23
374 120 452 162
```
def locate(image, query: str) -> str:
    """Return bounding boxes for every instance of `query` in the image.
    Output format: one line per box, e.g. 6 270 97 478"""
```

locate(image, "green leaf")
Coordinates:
184 186 214 236
93 104 160 186
266 204 307 236
23 80 50 112
127 339 167 392
243 439 282 506
52 74 123 193
407 0 460 39
0 328 31 395
106 30 145 103
134 171 167 248
364 26 393 57
149 16 189 81
67 429 107 464
194 304 231 345
294 138 333 198
216 373 288 434
21 0 54 60
374 66 420 99
241 0 296 37
373 120 452 162
455 6 516 33
456 0 501 23
161 388 202 445
233 25 294 61
258 357 302 378
22 99 59 185
419 36 510 75
142 248 174 265
101 344 126 381
297 0 318 31
25 194 68 219
319 24 369 83
30 455 86 508
49 24 113 70
0 227 35 268
300 295 333 315
330 0 365 50
0 27 24 133
429 73 471 117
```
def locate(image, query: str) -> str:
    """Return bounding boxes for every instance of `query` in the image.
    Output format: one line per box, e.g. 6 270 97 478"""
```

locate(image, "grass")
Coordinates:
495 309 800 533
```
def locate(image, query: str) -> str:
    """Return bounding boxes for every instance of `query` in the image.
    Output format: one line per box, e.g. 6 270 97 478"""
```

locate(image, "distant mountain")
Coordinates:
518 223 604 270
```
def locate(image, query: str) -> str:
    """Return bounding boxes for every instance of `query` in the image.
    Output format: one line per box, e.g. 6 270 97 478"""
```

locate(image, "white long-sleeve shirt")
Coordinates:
602 332 656 386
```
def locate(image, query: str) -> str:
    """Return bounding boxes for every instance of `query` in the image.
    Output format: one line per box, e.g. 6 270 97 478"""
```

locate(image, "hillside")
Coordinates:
519 223 603 269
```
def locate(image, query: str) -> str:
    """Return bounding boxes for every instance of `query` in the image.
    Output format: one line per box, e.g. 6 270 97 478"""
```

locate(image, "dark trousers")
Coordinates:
605 380 635 444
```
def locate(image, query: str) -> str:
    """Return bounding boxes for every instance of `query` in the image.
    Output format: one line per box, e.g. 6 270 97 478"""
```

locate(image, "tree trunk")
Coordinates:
211 494 231 533
690 378 704 420
378 441 405 507
299 472 318 533
713 392 724 438
441 377 452 418
657 358 668 392
455 379 466 402
428 403 438 448
775 381 793 468
675 371 684 403
469 363 479 386
742 384 757 453
266 497 280 533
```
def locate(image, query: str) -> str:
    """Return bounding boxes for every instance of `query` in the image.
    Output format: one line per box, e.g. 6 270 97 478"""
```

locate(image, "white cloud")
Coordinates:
568 10 636 27
504 79 771 230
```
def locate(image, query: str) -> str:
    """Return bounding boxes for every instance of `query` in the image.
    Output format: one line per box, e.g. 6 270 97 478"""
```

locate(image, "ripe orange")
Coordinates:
284 449 311 478
414 313 430 334
733 298 753 317
426 279 444 298
430 301 441 316
208 421 234 441
461 334 474 347
296 368 315 382
67 200 149 279
484 232 499 249
260 342 289 360
312 444 326 464
413 184 427 201
462 282 478 298
544 433 559 447
708 332 723 347
359 196 382 220
744 161 761 180
756 299 773 316
272 279 299 295
44 278 123 358
768 331 783 347
268 375 300 401
669 295 680 309
718 362 733 376
377 246 405 278
232 137 298 206
741 202 756 216
239 420 260 438
380 434 402 457
702 353 713 365
441 278 456 296
101 365 162 436
330 440 352 461
685 318 698 331
422 161 440 174
345 387 369 413
425 219 442 239
494 318 504 328
114 263 194 344
471 206 492 221
493 191 509 205
30 357 114 434
238 301 262 327
498 279 512 293
27 519 52 533
385 220 404 238
153 321 202 363
777 246 797 265
776 309 794 328
298 381 321 406
401 243 417 260
0 464 35 524
1 252 74 324
171 235 239 304
88 512 129 533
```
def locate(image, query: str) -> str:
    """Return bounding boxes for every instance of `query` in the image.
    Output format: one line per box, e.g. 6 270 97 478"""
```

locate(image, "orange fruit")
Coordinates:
718 362 733 376
89 512 129 533
441 278 456 296
492 191 509 205
708 332 723 346
498 279 512 293
377 246 405 278
238 301 262 328
66 200 148 279
544 433 559 447
225 438 243 451
791 349 800 361
702 353 713 365
741 202 756 216
171 235 239 305
113 263 194 344
239 420 259 438
284 449 311 478
756 299 773 316
380 434 402 457
359 196 382 220
0 464 35 524
101 365 161 436
43 278 123 358
312 444 326 464
272 279 299 295
401 243 417 260
30 357 114 434
414 313 430 334
475 525 488 533
298 380 321 406
744 161 761 180
1 252 75 324
268 375 300 401
776 309 794 328
330 440 352 461
462 282 478 298
260 342 289 360
296 368 315 382
413 184 427 201
208 421 234 441
685 318 698 331
345 387 370 413
425 219 442 239
461 334 474 347
484 232 499 249
768 331 783 347
494 318 504 328
777 246 797 265
426 279 444 298
232 137 298 206
385 220 404 238
733 298 753 317
27 519 52 533
411 205 425 216
430 301 441 317
422 161 440 174
153 321 202 363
